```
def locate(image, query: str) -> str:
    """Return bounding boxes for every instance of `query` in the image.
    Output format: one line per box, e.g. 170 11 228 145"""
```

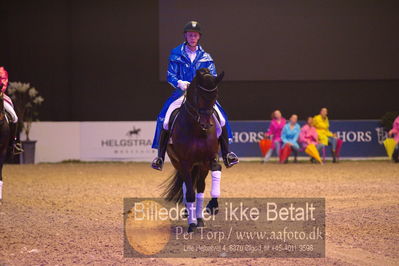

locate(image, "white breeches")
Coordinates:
163 96 226 130
4 100 18 123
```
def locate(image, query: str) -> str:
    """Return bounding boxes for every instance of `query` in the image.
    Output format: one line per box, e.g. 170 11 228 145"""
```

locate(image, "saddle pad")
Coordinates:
3 94 14 107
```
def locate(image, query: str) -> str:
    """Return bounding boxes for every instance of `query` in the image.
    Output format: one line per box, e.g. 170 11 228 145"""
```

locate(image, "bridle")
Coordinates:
197 84 217 92
183 82 217 131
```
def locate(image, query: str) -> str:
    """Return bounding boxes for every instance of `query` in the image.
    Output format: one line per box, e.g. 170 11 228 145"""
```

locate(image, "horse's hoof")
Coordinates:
182 206 188 218
206 198 219 215
197 218 205 227
187 223 197 233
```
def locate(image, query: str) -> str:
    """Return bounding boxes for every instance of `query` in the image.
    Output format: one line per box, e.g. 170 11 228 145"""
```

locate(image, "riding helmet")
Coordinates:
183 21 201 34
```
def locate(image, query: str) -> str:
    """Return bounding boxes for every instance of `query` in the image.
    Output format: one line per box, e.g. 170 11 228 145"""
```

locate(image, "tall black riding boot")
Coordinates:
9 123 23 155
151 129 169 171
219 126 239 168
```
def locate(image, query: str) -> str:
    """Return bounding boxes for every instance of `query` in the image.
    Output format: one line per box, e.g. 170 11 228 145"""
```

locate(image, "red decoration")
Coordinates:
259 138 272 157
279 144 291 163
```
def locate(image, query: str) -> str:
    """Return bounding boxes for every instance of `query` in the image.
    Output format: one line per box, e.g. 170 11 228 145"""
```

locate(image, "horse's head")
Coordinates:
186 68 224 131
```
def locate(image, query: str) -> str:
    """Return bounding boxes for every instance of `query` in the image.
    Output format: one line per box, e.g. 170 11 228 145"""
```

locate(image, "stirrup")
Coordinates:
12 142 24 155
151 157 164 171
223 152 239 168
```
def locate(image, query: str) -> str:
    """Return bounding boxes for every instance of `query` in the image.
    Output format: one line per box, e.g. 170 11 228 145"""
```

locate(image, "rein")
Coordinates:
183 97 214 127
183 84 216 130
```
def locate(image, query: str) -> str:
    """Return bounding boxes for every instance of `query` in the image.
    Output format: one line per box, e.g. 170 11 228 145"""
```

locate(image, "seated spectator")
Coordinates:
263 110 286 163
313 108 339 163
281 114 300 163
388 115 399 163
300 117 324 163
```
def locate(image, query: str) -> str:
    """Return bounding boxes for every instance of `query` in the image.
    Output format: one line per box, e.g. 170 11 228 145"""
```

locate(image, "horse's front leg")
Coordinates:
0 133 9 203
206 159 222 215
181 163 197 233
196 167 209 228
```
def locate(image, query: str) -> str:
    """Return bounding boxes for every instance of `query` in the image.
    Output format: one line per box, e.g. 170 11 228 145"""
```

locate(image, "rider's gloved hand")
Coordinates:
177 80 190 91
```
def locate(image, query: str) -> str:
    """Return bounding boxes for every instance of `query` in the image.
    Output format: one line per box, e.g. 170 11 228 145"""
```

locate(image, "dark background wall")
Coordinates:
1 0 398 121
159 0 399 81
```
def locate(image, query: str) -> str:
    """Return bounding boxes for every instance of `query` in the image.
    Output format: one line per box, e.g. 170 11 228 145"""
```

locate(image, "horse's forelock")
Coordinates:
199 73 216 90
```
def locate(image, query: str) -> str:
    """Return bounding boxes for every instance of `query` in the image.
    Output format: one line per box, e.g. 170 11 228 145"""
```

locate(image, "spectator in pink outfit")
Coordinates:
263 110 286 162
388 116 399 143
300 117 324 163
388 115 399 163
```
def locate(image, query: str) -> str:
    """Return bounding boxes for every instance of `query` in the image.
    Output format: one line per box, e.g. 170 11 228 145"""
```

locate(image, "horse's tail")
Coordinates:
161 167 200 203
161 170 184 203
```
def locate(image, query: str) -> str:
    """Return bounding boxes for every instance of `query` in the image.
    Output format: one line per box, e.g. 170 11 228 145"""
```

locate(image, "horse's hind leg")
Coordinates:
206 160 222 215
196 167 209 227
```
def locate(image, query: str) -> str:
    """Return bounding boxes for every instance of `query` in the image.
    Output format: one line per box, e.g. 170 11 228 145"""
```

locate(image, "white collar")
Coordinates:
185 44 198 54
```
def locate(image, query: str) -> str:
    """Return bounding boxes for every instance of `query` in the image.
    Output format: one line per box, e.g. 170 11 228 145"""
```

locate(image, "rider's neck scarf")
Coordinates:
185 44 198 63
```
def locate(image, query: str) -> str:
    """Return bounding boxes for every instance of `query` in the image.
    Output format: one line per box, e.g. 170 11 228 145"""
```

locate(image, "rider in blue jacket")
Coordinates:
151 21 239 171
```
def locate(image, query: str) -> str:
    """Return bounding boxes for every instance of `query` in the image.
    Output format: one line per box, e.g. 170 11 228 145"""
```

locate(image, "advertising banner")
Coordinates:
34 120 387 162
230 120 388 158
80 122 157 161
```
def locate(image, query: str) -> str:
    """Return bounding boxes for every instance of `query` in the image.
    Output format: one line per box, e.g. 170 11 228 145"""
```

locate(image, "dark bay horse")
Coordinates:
162 68 224 232
0 92 10 202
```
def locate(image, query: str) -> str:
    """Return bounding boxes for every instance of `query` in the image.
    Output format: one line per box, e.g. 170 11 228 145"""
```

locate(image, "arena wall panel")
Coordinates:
20 122 81 163
22 120 389 163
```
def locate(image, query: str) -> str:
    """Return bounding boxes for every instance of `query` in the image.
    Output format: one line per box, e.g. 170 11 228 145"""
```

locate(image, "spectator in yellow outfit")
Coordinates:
313 108 338 163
